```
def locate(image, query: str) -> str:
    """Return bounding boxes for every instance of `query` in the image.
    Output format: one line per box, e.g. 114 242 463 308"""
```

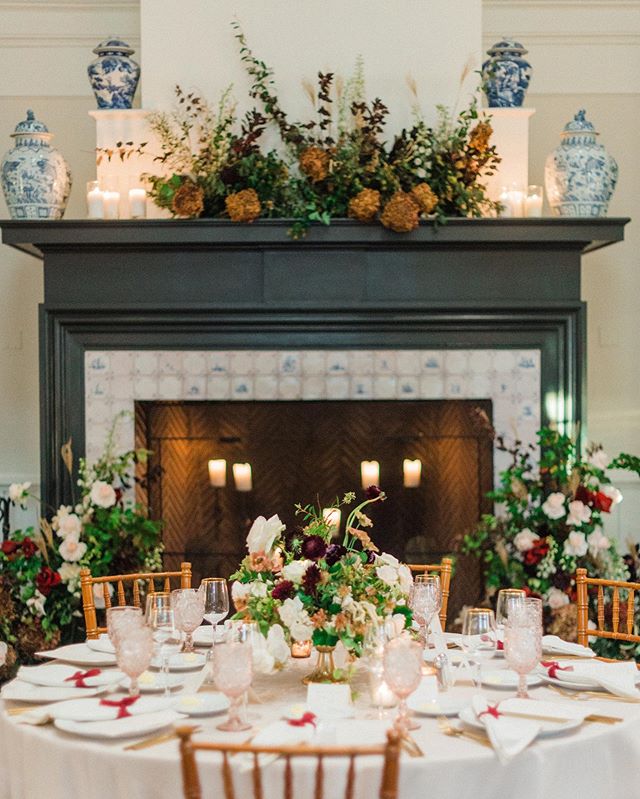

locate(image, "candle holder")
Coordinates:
498 183 525 218
86 180 105 219
291 639 312 658
525 185 544 217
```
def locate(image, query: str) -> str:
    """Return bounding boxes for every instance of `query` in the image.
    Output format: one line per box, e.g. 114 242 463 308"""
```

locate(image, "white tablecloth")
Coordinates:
2 657 640 799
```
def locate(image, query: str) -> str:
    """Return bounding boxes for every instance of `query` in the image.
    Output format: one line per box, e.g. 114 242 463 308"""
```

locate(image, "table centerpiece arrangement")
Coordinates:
230 486 413 682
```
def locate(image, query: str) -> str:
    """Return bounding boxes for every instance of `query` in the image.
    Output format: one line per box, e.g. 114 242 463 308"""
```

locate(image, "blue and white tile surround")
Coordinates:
85 349 541 484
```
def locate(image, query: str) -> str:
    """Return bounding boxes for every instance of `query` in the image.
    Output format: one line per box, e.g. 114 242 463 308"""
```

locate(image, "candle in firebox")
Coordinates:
403 458 422 488
360 460 379 489
322 507 341 535
103 190 120 220
208 458 226 487
233 462 252 492
128 187 147 219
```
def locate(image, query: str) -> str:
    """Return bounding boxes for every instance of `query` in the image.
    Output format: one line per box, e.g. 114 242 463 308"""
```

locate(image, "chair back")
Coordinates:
408 557 453 630
177 726 401 799
576 567 640 648
80 562 192 638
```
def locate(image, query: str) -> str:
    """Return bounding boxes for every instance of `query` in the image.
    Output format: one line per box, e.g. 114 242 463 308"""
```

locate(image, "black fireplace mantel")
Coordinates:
0 217 630 506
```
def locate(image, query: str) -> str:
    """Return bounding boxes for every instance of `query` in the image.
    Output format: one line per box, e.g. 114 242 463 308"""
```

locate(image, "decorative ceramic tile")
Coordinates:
350 377 373 399
419 374 445 398
326 351 349 374
278 376 301 400
231 376 253 399
183 352 206 376
158 351 183 375
134 352 158 376
230 352 254 375
133 376 158 399
493 350 517 372
444 377 468 398
86 352 110 373
158 375 183 399
301 351 325 376
206 376 230 400
207 353 229 374
302 376 325 400
396 351 421 376
468 374 492 398
110 351 135 376
348 351 374 375
255 351 279 375
374 351 396 375
421 352 443 373
326 376 349 400
397 376 419 399
373 375 397 399
444 350 468 375
185 376 206 397
279 352 301 376
255 375 278 399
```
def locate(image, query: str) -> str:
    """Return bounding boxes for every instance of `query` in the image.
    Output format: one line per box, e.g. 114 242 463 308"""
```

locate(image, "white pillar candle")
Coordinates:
525 186 543 218
103 190 120 220
499 186 525 218
360 460 379 489
86 183 105 219
208 458 226 487
322 507 341 534
233 462 252 492
129 188 147 219
372 680 397 708
403 458 422 488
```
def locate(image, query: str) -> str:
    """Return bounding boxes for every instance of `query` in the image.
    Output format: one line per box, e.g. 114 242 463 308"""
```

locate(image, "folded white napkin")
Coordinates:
85 635 116 655
15 695 175 725
53 710 183 740
542 635 595 658
471 694 540 763
538 660 640 699
236 719 316 772
17 664 123 688
34 643 116 666
1 679 107 704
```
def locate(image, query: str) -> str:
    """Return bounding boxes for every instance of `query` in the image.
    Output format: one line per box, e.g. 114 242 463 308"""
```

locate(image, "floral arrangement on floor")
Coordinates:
0 415 163 679
139 24 500 237
463 427 640 658
230 486 413 666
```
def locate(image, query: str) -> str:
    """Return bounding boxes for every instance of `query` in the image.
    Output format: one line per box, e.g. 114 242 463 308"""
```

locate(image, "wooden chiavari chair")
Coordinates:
408 557 453 630
80 562 192 639
177 726 401 799
576 567 640 649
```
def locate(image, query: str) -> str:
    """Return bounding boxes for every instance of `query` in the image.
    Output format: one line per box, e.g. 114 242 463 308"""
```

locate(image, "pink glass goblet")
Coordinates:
383 636 423 733
213 636 253 732
171 588 205 653
106 605 143 648
115 624 154 697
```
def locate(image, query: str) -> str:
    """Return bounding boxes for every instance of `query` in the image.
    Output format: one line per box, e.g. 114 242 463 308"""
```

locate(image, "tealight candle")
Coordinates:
208 458 226 487
371 678 397 708
403 458 422 488
103 190 120 220
86 181 104 219
291 640 312 658
361 460 379 489
129 187 147 219
322 507 341 534
525 185 543 218
233 462 252 492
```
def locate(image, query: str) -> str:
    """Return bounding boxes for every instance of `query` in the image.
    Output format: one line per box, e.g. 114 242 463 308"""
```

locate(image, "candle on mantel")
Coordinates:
360 460 379 489
103 190 120 220
86 181 104 219
208 458 226 487
525 185 543 218
403 458 422 488
322 507 341 535
498 184 525 218
233 462 252 492
129 188 147 219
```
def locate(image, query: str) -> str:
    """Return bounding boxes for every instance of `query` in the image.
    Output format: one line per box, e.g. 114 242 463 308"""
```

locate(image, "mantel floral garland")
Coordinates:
137 24 500 237
230 487 413 661
0 415 163 678
463 428 640 658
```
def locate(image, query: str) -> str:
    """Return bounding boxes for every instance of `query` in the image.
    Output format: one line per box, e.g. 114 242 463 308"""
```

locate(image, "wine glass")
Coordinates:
213 631 254 732
200 578 230 681
171 588 205 653
115 624 154 697
461 608 498 689
496 588 526 629
504 598 543 699
146 593 182 696
106 605 143 648
412 574 442 652
383 636 423 733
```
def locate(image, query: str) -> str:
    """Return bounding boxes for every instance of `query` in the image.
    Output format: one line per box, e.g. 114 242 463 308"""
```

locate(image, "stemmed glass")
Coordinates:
200 578 230 680
411 574 442 652
363 618 395 719
213 630 254 732
504 598 543 699
146 592 183 696
383 636 423 733
496 588 526 630
106 605 143 648
171 588 205 653
115 624 154 697
461 608 498 689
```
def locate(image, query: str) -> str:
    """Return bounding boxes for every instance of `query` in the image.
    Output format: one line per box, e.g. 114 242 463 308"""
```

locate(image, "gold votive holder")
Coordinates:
291 639 312 658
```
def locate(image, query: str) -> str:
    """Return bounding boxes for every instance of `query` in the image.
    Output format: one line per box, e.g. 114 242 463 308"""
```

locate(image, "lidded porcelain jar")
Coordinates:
544 109 618 217
88 37 140 109
1 110 72 219
482 39 532 108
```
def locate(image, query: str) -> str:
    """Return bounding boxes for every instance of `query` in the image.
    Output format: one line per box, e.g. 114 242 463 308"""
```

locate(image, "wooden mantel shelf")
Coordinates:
0 217 630 259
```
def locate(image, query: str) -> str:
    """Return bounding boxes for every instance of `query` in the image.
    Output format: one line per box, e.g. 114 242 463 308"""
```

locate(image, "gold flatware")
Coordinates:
437 717 491 748
499 709 621 725
547 684 640 704
401 733 424 758
6 705 47 716
124 725 202 751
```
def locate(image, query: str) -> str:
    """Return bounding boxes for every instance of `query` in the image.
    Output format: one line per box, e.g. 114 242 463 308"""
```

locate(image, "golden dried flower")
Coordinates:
299 146 330 183
354 511 373 528
171 181 205 218
348 188 381 222
380 191 420 233
225 188 261 223
311 609 328 629
347 526 380 553
469 121 493 153
410 183 438 215
334 612 349 632
0 643 17 682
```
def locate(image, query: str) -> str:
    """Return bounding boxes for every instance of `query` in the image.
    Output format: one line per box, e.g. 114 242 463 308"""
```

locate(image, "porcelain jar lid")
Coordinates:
561 109 598 136
486 38 528 56
11 109 51 137
92 37 135 56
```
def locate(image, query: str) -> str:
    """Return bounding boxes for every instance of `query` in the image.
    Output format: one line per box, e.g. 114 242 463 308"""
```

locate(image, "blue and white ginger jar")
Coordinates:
545 110 618 217
1 110 72 219
88 37 140 109
482 39 532 108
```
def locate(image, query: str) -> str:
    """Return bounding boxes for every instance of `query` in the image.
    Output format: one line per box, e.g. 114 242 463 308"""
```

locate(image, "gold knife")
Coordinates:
124 725 202 751
498 710 622 724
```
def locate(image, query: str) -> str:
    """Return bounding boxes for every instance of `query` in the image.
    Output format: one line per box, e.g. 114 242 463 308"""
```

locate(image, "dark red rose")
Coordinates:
1 540 19 555
365 485 382 500
271 580 296 601
593 491 613 513
325 544 346 567
551 571 572 591
20 537 38 558
521 585 543 600
302 563 322 595
301 535 327 561
36 566 61 596
575 485 594 505
523 540 549 566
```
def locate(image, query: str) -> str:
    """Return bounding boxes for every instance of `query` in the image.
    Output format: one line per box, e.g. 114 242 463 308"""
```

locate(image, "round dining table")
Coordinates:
1 651 639 799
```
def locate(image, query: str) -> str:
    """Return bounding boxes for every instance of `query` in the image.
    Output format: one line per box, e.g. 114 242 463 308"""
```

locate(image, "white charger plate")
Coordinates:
54 710 184 739
150 652 206 672
459 705 582 738
123 671 185 693
85 636 116 655
35 643 117 667
480 669 543 689
1 680 109 704
173 693 230 717
17 664 124 689
407 696 467 717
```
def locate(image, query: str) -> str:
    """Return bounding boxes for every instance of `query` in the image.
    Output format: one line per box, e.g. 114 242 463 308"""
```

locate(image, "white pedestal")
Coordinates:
481 108 535 207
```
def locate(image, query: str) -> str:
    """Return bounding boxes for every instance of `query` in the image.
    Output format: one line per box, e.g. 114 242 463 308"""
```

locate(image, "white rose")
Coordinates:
513 528 540 553
246 514 285 554
266 624 290 666
26 589 47 617
58 534 87 562
93 582 113 609
542 492 566 520
58 562 82 592
56 512 83 539
290 618 314 642
8 482 30 508
249 580 268 598
231 581 251 603
546 587 570 610
376 564 399 586
90 480 116 509
282 559 312 585
397 564 413 594
588 449 610 471
588 528 611 557
601 484 623 507
567 500 592 527
378 552 400 568
0 641 6 667
278 596 305 628
564 531 588 558
252 647 276 675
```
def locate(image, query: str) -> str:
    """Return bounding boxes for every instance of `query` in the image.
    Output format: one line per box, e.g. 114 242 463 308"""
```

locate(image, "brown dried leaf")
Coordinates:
61 437 73 475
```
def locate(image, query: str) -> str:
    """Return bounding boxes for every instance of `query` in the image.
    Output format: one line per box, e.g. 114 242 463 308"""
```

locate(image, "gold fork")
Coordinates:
437 717 491 748
547 684 640 704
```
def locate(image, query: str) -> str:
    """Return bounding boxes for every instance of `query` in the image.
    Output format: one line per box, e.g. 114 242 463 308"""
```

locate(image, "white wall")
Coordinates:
0 1 637 542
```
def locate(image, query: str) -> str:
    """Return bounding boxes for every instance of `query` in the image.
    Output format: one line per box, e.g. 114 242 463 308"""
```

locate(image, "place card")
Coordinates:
306 683 354 719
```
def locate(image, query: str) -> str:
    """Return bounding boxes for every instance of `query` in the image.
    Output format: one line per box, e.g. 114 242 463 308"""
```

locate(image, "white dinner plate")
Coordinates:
458 705 583 738
36 695 176 722
480 669 543 689
192 626 214 647
172 693 230 717
150 652 206 672
85 636 116 655
538 674 604 692
35 643 117 667
17 664 124 688
54 710 184 739
1 679 110 704
123 671 185 693
407 696 467 717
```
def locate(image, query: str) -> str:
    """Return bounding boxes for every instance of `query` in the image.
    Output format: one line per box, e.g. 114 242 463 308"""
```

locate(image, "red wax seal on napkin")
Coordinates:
99 696 140 719
478 703 502 720
286 711 317 728
64 668 101 688
541 660 574 679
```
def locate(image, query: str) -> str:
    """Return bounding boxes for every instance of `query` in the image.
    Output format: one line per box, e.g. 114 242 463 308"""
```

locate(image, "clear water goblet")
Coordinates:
412 574 442 651
200 578 230 682
383 636 423 733
461 608 498 689
106 605 143 648
504 598 543 699
147 593 182 696
115 624 154 697
213 631 253 732
171 588 205 653
495 588 526 630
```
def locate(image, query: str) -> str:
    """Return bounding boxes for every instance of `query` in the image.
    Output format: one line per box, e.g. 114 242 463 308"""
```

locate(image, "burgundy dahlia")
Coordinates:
0 540 18 556
523 540 549 566
20 537 38 558
365 485 382 500
36 566 61 597
302 563 322 595
301 535 327 561
271 580 296 601
325 544 346 567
